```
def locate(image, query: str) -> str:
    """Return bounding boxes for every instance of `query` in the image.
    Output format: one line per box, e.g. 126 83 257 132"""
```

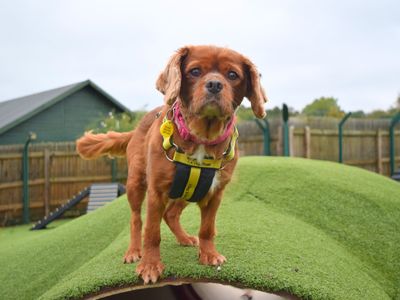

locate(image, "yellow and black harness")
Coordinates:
160 116 238 202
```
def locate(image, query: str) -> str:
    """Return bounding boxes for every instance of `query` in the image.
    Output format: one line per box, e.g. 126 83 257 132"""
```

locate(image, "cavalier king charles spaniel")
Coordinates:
77 45 267 284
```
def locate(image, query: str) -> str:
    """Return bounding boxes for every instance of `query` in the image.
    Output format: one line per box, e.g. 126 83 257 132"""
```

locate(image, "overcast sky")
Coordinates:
0 0 399 113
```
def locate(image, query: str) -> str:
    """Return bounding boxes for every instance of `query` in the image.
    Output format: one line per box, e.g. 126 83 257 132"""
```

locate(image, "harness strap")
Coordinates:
224 126 239 161
169 163 216 202
160 115 239 165
159 111 239 202
173 151 222 169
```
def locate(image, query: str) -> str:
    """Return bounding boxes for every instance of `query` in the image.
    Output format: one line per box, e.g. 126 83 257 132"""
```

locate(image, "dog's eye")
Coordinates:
227 71 239 80
189 68 201 77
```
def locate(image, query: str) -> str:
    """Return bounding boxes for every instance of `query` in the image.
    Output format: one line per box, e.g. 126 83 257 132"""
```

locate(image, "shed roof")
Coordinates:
0 80 130 135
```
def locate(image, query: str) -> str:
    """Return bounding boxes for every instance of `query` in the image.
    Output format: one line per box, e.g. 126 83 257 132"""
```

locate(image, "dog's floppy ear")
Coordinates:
156 47 189 105
244 58 268 119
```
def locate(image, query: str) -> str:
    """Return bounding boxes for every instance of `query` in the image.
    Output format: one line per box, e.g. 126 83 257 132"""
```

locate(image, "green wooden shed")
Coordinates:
0 80 129 145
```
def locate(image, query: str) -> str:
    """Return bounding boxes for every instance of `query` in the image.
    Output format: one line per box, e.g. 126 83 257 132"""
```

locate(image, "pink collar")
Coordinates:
173 102 235 146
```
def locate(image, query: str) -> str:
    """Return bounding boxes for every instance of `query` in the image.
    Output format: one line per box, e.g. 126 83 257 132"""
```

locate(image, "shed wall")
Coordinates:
0 87 123 145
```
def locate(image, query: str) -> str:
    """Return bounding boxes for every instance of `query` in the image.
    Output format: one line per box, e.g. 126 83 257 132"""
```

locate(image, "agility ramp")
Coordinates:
31 183 126 230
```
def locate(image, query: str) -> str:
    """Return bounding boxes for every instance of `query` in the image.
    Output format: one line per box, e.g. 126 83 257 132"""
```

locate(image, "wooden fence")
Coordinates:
0 117 399 225
238 117 400 176
0 142 127 225
238 126 400 176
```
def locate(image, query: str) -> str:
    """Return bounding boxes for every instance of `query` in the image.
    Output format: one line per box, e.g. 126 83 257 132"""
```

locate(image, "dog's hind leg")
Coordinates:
123 172 146 264
136 189 167 284
163 200 199 246
123 130 147 264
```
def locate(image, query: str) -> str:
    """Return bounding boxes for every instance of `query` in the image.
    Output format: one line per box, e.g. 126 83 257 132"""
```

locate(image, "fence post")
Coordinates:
111 159 117 182
22 132 37 224
44 149 51 216
338 113 352 163
304 126 311 158
255 119 271 156
376 129 383 174
389 112 400 176
282 104 290 156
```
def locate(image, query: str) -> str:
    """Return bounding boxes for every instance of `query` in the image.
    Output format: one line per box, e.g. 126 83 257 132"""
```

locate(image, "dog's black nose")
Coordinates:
206 80 223 94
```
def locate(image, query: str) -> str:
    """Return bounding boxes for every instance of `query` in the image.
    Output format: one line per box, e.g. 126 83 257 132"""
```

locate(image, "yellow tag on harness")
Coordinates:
160 119 174 150
160 119 174 137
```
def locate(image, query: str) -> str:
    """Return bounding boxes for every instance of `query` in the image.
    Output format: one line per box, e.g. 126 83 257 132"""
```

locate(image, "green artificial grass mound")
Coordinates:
1 157 399 300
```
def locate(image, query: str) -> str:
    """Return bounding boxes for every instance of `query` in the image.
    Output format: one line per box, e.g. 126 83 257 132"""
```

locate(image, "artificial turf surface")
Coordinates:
0 157 399 300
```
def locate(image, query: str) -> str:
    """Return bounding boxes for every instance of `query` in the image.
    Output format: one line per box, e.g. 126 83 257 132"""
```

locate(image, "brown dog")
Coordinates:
76 45 267 284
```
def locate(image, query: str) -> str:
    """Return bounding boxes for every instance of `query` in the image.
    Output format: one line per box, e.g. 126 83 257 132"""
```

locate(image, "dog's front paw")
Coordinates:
136 260 165 284
123 248 141 264
199 250 226 266
178 235 199 247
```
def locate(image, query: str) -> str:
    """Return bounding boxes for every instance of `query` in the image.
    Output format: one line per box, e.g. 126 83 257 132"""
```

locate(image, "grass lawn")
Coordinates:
0 219 71 245
0 157 399 300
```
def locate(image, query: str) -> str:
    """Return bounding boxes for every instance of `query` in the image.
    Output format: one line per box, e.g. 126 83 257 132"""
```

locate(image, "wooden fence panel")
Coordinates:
291 128 307 158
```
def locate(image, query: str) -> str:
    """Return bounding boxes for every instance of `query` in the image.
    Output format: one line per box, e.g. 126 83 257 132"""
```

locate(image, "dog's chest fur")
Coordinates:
189 145 220 192
189 145 208 163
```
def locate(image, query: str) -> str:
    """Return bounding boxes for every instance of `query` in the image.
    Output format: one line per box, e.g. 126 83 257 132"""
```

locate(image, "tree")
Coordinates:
301 97 344 118
266 106 282 118
87 110 146 133
388 94 400 115
351 110 366 118
366 109 390 119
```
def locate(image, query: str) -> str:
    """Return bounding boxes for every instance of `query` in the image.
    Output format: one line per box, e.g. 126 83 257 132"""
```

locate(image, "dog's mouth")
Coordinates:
198 102 223 119
187 102 234 142
196 99 232 120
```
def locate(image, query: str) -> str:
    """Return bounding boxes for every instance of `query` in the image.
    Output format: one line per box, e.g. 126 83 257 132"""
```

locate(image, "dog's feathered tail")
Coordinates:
76 131 133 160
